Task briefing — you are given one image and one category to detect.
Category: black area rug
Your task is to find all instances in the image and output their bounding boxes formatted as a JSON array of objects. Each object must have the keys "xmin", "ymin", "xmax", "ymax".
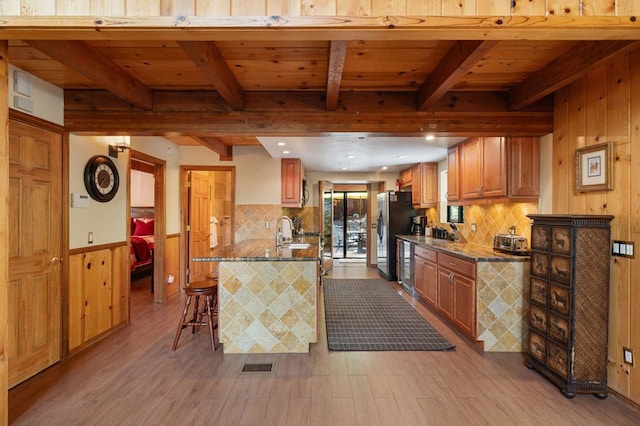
[{"xmin": 323, "ymin": 278, "xmax": 456, "ymax": 351}]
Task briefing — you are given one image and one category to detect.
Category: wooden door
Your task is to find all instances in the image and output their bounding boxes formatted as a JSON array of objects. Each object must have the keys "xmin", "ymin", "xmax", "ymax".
[
  {"xmin": 453, "ymin": 273, "xmax": 476, "ymax": 338},
  {"xmin": 481, "ymin": 136, "xmax": 507, "ymax": 198},
  {"xmin": 188, "ymin": 171, "xmax": 211, "ymax": 283},
  {"xmin": 460, "ymin": 137, "xmax": 482, "ymax": 199},
  {"xmin": 446, "ymin": 146, "xmax": 459, "ymax": 202},
  {"xmin": 437, "ymin": 268, "xmax": 454, "ymax": 320},
  {"xmin": 423, "ymin": 259, "xmax": 438, "ymax": 307},
  {"xmin": 318, "ymin": 180, "xmax": 334, "ymax": 273},
  {"xmin": 413, "ymin": 256, "xmax": 426, "ymax": 297},
  {"xmin": 420, "ymin": 162, "xmax": 438, "ymax": 206},
  {"xmin": 410, "ymin": 164, "xmax": 421, "ymax": 205},
  {"xmin": 8, "ymin": 120, "xmax": 62, "ymax": 388}
]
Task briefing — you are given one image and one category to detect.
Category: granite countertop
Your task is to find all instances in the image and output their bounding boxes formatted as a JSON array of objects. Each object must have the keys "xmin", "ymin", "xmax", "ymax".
[
  {"xmin": 397, "ymin": 235, "xmax": 530, "ymax": 262},
  {"xmin": 193, "ymin": 236, "xmax": 320, "ymax": 262}
]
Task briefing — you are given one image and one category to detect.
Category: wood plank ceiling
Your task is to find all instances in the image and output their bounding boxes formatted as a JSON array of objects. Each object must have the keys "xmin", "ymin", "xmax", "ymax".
[{"xmin": 7, "ymin": 26, "xmax": 639, "ymax": 159}]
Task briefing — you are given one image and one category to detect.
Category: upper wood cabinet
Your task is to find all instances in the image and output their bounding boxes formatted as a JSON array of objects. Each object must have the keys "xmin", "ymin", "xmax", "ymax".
[
  {"xmin": 446, "ymin": 146, "xmax": 460, "ymax": 202},
  {"xmin": 454, "ymin": 136, "xmax": 539, "ymax": 204},
  {"xmin": 400, "ymin": 162, "xmax": 438, "ymax": 207},
  {"xmin": 509, "ymin": 136, "xmax": 540, "ymax": 198},
  {"xmin": 281, "ymin": 158, "xmax": 305, "ymax": 207},
  {"xmin": 460, "ymin": 137, "xmax": 507, "ymax": 200},
  {"xmin": 399, "ymin": 167, "xmax": 412, "ymax": 188}
]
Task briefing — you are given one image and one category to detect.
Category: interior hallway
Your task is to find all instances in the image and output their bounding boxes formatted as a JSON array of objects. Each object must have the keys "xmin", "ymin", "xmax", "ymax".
[{"xmin": 8, "ymin": 262, "xmax": 640, "ymax": 425}]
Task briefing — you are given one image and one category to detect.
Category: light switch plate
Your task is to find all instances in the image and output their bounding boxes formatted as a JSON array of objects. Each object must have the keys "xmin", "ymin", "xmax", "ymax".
[{"xmin": 623, "ymin": 347, "xmax": 634, "ymax": 366}]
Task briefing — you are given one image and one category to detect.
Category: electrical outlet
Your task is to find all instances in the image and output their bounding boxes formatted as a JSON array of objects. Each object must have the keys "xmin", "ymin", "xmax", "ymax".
[
  {"xmin": 471, "ymin": 223, "xmax": 477, "ymax": 232},
  {"xmin": 265, "ymin": 221, "xmax": 270, "ymax": 228},
  {"xmin": 88, "ymin": 232, "xmax": 93, "ymax": 244},
  {"xmin": 623, "ymin": 347, "xmax": 635, "ymax": 366}
]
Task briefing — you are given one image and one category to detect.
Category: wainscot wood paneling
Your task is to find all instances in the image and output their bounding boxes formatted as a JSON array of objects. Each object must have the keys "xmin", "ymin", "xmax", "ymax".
[
  {"xmin": 165, "ymin": 234, "xmax": 180, "ymax": 298},
  {"xmin": 68, "ymin": 245, "xmax": 129, "ymax": 351},
  {"xmin": 553, "ymin": 48, "xmax": 640, "ymax": 404}
]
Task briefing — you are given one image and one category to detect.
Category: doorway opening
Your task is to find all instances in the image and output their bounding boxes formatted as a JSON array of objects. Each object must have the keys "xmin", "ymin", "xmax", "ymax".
[
  {"xmin": 180, "ymin": 166, "xmax": 235, "ymax": 286},
  {"xmin": 333, "ymin": 189, "xmax": 368, "ymax": 260},
  {"xmin": 129, "ymin": 149, "xmax": 166, "ymax": 304},
  {"xmin": 129, "ymin": 157, "xmax": 156, "ymax": 296}
]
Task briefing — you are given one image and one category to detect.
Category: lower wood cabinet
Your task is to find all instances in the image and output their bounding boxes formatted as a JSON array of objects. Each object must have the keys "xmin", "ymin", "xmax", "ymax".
[
  {"xmin": 437, "ymin": 252, "xmax": 476, "ymax": 338},
  {"xmin": 414, "ymin": 245, "xmax": 437, "ymax": 306},
  {"xmin": 413, "ymin": 245, "xmax": 477, "ymax": 340}
]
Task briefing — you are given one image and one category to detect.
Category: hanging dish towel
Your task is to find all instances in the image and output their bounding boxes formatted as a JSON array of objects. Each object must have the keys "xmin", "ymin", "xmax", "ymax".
[{"xmin": 210, "ymin": 216, "xmax": 219, "ymax": 248}]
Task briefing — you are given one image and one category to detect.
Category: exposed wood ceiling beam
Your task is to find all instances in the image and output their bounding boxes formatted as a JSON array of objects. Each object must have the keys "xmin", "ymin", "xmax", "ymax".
[
  {"xmin": 26, "ymin": 40, "xmax": 153, "ymax": 110},
  {"xmin": 64, "ymin": 90, "xmax": 553, "ymax": 137},
  {"xmin": 192, "ymin": 136, "xmax": 233, "ymax": 160},
  {"xmin": 177, "ymin": 41, "xmax": 244, "ymax": 110},
  {"xmin": 416, "ymin": 40, "xmax": 498, "ymax": 111},
  {"xmin": 325, "ymin": 40, "xmax": 348, "ymax": 111},
  {"xmin": 4, "ymin": 16, "xmax": 640, "ymax": 41},
  {"xmin": 508, "ymin": 40, "xmax": 640, "ymax": 110}
]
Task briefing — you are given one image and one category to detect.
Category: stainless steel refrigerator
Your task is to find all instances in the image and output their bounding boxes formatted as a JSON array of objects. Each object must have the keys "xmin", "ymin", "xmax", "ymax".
[{"xmin": 376, "ymin": 191, "xmax": 416, "ymax": 281}]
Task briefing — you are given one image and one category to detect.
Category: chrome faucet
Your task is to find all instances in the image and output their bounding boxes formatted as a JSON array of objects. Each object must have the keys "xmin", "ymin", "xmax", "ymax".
[{"xmin": 275, "ymin": 216, "xmax": 294, "ymax": 247}]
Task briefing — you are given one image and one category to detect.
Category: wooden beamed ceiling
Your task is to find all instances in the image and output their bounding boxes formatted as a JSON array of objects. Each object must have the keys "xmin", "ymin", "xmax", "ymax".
[{"xmin": 8, "ymin": 20, "xmax": 640, "ymax": 159}]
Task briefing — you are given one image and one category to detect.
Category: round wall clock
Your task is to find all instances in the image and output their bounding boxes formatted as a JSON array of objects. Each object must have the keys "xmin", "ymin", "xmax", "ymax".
[{"xmin": 84, "ymin": 155, "xmax": 120, "ymax": 202}]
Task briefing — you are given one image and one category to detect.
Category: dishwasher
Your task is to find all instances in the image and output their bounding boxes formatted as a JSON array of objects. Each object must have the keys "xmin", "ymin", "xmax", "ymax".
[{"xmin": 398, "ymin": 239, "xmax": 415, "ymax": 296}]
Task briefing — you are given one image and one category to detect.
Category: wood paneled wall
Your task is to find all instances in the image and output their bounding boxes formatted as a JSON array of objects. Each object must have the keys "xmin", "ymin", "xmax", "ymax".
[
  {"xmin": 0, "ymin": 0, "xmax": 638, "ymax": 17},
  {"xmin": 165, "ymin": 234, "xmax": 180, "ymax": 298},
  {"xmin": 68, "ymin": 245, "xmax": 129, "ymax": 351},
  {"xmin": 553, "ymin": 48, "xmax": 640, "ymax": 403}
]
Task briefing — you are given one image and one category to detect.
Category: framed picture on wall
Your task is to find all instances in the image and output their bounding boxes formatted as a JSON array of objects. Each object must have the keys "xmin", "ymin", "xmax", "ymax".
[{"xmin": 575, "ymin": 141, "xmax": 613, "ymax": 192}]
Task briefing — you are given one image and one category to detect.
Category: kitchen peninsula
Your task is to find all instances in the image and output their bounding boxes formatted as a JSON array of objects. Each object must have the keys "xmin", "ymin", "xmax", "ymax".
[
  {"xmin": 194, "ymin": 237, "xmax": 320, "ymax": 354},
  {"xmin": 398, "ymin": 235, "xmax": 530, "ymax": 352}
]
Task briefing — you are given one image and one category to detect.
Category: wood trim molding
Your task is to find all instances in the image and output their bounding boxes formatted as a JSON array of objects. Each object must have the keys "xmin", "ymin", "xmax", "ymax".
[
  {"xmin": 8, "ymin": 109, "xmax": 64, "ymax": 132},
  {"xmin": 68, "ymin": 241, "xmax": 128, "ymax": 256},
  {"xmin": 3, "ymin": 16, "xmax": 640, "ymax": 41}
]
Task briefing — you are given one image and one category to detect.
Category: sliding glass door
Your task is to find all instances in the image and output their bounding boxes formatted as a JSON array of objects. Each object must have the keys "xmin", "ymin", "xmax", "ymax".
[{"xmin": 333, "ymin": 191, "xmax": 368, "ymax": 259}]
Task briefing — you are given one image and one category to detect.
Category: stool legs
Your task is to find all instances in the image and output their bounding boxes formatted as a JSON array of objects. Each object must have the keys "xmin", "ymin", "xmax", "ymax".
[{"xmin": 172, "ymin": 292, "xmax": 218, "ymax": 352}]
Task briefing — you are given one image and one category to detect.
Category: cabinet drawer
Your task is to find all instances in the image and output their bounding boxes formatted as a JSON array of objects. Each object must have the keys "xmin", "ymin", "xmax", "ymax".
[
  {"xmin": 414, "ymin": 245, "xmax": 437, "ymax": 262},
  {"xmin": 438, "ymin": 253, "xmax": 475, "ymax": 279}
]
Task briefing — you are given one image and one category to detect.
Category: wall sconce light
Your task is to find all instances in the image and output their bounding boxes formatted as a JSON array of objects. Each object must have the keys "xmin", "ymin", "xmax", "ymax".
[{"xmin": 108, "ymin": 136, "xmax": 131, "ymax": 158}]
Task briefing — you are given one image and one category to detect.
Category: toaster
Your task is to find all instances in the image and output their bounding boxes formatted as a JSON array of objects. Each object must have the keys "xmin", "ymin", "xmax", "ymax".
[{"xmin": 493, "ymin": 234, "xmax": 529, "ymax": 255}]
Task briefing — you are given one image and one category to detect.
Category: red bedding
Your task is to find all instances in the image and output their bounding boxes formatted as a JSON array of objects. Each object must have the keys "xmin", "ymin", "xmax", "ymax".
[{"xmin": 130, "ymin": 235, "xmax": 154, "ymax": 270}]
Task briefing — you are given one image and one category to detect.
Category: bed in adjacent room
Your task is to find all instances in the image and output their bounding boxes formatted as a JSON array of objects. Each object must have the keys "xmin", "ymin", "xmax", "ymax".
[{"xmin": 130, "ymin": 207, "xmax": 155, "ymax": 284}]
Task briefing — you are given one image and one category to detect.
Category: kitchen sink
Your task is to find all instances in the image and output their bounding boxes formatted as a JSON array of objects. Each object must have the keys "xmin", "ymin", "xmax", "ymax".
[{"xmin": 286, "ymin": 243, "xmax": 313, "ymax": 249}]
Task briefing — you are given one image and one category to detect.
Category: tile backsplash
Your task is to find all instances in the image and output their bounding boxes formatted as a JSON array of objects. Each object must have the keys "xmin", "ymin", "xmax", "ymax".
[
  {"xmin": 236, "ymin": 205, "xmax": 317, "ymax": 242},
  {"xmin": 426, "ymin": 202, "xmax": 539, "ymax": 247}
]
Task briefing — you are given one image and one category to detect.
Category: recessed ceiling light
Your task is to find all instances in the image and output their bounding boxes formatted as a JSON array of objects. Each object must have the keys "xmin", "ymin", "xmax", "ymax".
[
  {"xmin": 347, "ymin": 155, "xmax": 355, "ymax": 159},
  {"xmin": 382, "ymin": 166, "xmax": 388, "ymax": 170},
  {"xmin": 397, "ymin": 155, "xmax": 406, "ymax": 159},
  {"xmin": 425, "ymin": 135, "xmax": 435, "ymax": 141},
  {"xmin": 341, "ymin": 167, "xmax": 347, "ymax": 170},
  {"xmin": 282, "ymin": 150, "xmax": 290, "ymax": 154},
  {"xmin": 277, "ymin": 142, "xmax": 286, "ymax": 146}
]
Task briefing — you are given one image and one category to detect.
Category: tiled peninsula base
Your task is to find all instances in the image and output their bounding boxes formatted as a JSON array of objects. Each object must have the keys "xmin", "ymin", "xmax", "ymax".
[
  {"xmin": 218, "ymin": 261, "xmax": 317, "ymax": 353},
  {"xmin": 476, "ymin": 261, "xmax": 529, "ymax": 352}
]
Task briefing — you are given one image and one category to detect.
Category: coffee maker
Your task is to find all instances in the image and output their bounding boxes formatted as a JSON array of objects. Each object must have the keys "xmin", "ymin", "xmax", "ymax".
[{"xmin": 410, "ymin": 216, "xmax": 425, "ymax": 236}]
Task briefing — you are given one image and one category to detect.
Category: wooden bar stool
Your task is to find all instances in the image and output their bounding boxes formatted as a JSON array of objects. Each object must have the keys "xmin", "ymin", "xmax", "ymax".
[{"xmin": 172, "ymin": 280, "xmax": 218, "ymax": 352}]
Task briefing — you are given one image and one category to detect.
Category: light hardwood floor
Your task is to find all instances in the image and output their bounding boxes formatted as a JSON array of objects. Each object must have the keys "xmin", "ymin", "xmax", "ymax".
[{"xmin": 9, "ymin": 263, "xmax": 640, "ymax": 425}]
